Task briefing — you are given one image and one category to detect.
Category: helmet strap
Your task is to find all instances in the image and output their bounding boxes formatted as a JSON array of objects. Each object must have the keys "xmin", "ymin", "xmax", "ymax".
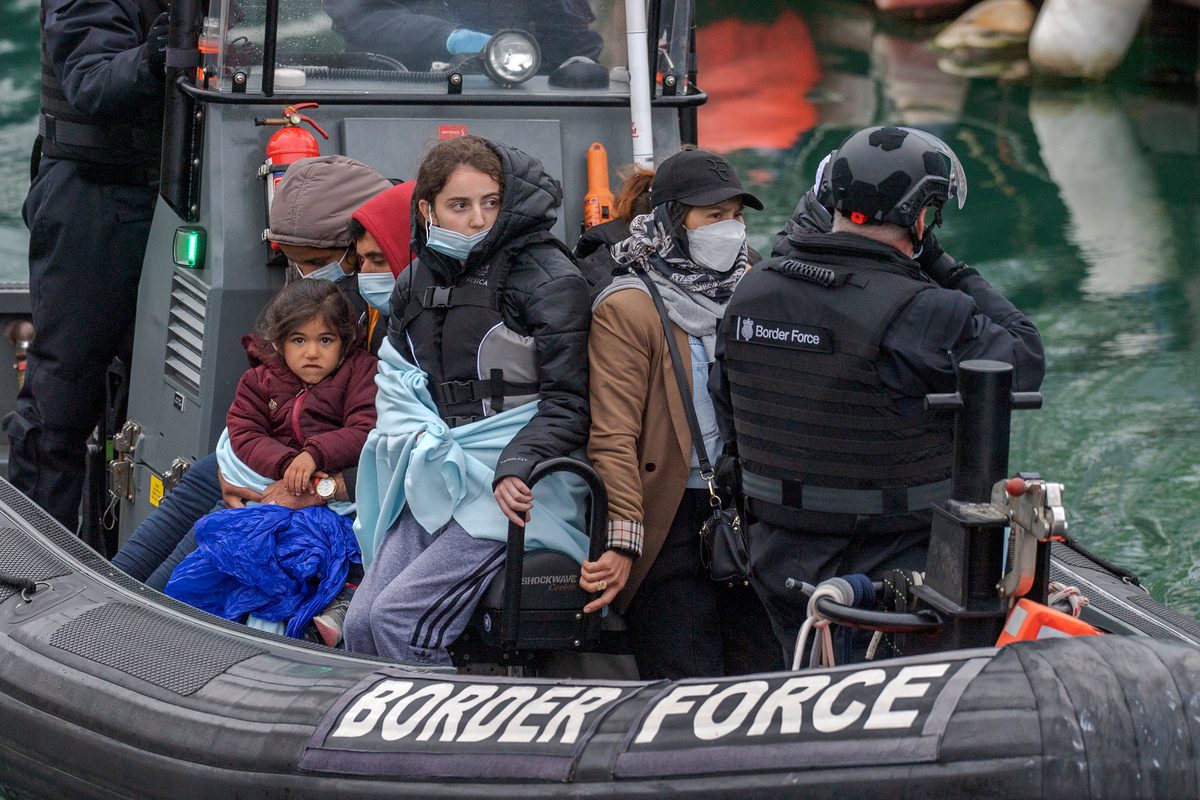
[{"xmin": 910, "ymin": 203, "xmax": 945, "ymax": 251}]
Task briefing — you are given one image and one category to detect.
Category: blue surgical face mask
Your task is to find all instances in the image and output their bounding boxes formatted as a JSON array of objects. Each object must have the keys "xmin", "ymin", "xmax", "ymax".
[
  {"xmin": 294, "ymin": 247, "xmax": 352, "ymax": 282},
  {"xmin": 425, "ymin": 219, "xmax": 491, "ymax": 261},
  {"xmin": 357, "ymin": 271, "xmax": 396, "ymax": 315}
]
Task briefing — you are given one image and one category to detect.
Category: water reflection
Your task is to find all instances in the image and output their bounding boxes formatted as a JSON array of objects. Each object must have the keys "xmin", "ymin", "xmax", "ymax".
[
  {"xmin": 695, "ymin": 9, "xmax": 818, "ymax": 152},
  {"xmin": 702, "ymin": 2, "xmax": 1199, "ymax": 617},
  {"xmin": 873, "ymin": 31, "xmax": 968, "ymax": 127},
  {"xmin": 0, "ymin": 0, "xmax": 39, "ymax": 268},
  {"xmin": 1030, "ymin": 89, "xmax": 1171, "ymax": 298}
]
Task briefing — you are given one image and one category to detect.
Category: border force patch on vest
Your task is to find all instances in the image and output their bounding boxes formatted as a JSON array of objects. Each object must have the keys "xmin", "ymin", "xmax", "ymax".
[{"xmin": 731, "ymin": 316, "xmax": 833, "ymax": 353}]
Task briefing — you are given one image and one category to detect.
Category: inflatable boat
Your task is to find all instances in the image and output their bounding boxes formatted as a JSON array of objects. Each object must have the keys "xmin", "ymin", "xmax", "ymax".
[
  {"xmin": 3, "ymin": 359, "xmax": 1200, "ymax": 799},
  {"xmin": 3, "ymin": 480, "xmax": 1200, "ymax": 798},
  {"xmin": 4, "ymin": 1, "xmax": 1199, "ymax": 797}
]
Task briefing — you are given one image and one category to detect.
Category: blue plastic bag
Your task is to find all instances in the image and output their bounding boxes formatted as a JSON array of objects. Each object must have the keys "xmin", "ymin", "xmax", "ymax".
[{"xmin": 165, "ymin": 504, "xmax": 361, "ymax": 639}]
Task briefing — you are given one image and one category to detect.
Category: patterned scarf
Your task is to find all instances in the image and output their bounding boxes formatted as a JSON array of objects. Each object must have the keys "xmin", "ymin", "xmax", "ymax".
[{"xmin": 611, "ymin": 205, "xmax": 748, "ymax": 302}]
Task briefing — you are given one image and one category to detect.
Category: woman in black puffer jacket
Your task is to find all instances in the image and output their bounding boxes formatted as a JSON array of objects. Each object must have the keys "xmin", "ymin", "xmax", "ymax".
[{"xmin": 343, "ymin": 135, "xmax": 591, "ymax": 664}]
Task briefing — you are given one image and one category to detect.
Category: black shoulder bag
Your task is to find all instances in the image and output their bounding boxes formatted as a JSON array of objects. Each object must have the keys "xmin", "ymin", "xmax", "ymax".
[{"xmin": 636, "ymin": 271, "xmax": 751, "ymax": 585}]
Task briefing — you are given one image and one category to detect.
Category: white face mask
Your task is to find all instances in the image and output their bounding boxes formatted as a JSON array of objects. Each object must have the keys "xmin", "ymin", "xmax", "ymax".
[{"xmin": 686, "ymin": 218, "xmax": 746, "ymax": 273}]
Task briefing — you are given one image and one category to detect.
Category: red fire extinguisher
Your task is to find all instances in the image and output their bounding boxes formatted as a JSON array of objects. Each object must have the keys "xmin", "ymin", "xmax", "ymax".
[{"xmin": 256, "ymin": 102, "xmax": 330, "ymax": 216}]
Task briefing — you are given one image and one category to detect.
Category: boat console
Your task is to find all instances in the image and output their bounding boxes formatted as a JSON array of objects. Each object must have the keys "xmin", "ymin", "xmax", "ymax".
[{"xmin": 109, "ymin": 0, "xmax": 703, "ymax": 548}]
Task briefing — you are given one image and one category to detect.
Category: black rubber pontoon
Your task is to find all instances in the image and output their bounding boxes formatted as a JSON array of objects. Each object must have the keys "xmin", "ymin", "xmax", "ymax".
[{"xmin": 2, "ymin": 477, "xmax": 1200, "ymax": 800}]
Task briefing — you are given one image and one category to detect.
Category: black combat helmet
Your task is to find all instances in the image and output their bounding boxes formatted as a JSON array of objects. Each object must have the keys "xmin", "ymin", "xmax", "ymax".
[{"xmin": 817, "ymin": 126, "xmax": 967, "ymax": 229}]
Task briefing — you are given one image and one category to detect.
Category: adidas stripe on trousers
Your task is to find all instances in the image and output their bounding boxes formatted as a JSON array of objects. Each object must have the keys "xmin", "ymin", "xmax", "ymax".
[{"xmin": 343, "ymin": 507, "xmax": 505, "ymax": 664}]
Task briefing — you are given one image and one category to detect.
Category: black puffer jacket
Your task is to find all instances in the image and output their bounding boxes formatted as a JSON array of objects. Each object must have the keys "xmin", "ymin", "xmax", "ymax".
[
  {"xmin": 572, "ymin": 218, "xmax": 630, "ymax": 290},
  {"xmin": 388, "ymin": 141, "xmax": 590, "ymax": 485},
  {"xmin": 770, "ymin": 189, "xmax": 833, "ymax": 256}
]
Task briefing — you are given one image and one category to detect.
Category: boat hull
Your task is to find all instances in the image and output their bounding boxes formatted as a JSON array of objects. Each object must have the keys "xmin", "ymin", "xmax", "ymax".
[{"xmin": 2, "ymin": 478, "xmax": 1199, "ymax": 799}]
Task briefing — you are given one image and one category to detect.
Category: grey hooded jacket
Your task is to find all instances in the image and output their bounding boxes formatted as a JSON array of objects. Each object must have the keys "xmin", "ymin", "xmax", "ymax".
[{"xmin": 267, "ymin": 155, "xmax": 393, "ymax": 249}]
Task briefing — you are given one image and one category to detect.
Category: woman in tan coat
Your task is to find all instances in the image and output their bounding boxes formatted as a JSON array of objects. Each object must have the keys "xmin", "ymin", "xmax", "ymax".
[{"xmin": 580, "ymin": 149, "xmax": 781, "ymax": 679}]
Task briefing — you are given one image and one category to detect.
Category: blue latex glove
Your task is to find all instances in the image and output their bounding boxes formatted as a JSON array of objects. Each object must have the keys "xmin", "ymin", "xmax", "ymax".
[{"xmin": 446, "ymin": 28, "xmax": 491, "ymax": 55}]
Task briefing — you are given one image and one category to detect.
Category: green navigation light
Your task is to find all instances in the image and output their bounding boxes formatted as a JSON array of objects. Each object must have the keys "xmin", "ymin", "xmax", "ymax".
[{"xmin": 172, "ymin": 226, "xmax": 207, "ymax": 269}]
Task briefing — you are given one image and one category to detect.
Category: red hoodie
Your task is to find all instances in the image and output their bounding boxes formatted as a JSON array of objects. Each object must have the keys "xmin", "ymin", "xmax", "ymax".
[
  {"xmin": 352, "ymin": 181, "xmax": 416, "ymax": 277},
  {"xmin": 226, "ymin": 335, "xmax": 379, "ymax": 480}
]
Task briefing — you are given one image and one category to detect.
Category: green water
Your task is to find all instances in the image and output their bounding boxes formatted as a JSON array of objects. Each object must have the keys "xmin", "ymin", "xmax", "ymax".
[
  {"xmin": 0, "ymin": 0, "xmax": 1197, "ymax": 619},
  {"xmin": 699, "ymin": 1, "xmax": 1200, "ymax": 618}
]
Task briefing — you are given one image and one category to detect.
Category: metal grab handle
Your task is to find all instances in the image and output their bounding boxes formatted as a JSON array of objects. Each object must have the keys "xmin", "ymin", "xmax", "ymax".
[
  {"xmin": 811, "ymin": 598, "xmax": 943, "ymax": 634},
  {"xmin": 500, "ymin": 457, "xmax": 610, "ymax": 649}
]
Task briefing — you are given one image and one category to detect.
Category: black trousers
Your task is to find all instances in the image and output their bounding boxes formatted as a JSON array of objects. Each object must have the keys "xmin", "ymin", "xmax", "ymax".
[
  {"xmin": 6, "ymin": 157, "xmax": 155, "ymax": 530},
  {"xmin": 623, "ymin": 488, "xmax": 783, "ymax": 680},
  {"xmin": 748, "ymin": 515, "xmax": 930, "ymax": 665}
]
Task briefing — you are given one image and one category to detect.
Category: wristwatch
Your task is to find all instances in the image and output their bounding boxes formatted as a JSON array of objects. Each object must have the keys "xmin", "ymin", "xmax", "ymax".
[{"xmin": 313, "ymin": 476, "xmax": 337, "ymax": 503}]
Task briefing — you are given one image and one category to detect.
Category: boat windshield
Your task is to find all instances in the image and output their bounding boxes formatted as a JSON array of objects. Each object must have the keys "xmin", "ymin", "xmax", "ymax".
[{"xmin": 197, "ymin": 0, "xmax": 694, "ymax": 98}]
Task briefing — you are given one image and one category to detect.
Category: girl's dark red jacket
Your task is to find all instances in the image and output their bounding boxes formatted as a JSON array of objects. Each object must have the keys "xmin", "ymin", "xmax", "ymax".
[{"xmin": 226, "ymin": 335, "xmax": 379, "ymax": 480}]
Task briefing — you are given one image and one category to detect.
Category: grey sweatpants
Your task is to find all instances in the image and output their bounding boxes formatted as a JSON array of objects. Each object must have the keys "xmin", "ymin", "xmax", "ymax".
[{"xmin": 343, "ymin": 507, "xmax": 505, "ymax": 665}]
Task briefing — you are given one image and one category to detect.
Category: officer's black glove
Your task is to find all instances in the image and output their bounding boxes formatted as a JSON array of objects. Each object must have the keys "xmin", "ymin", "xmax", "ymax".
[
  {"xmin": 917, "ymin": 230, "xmax": 977, "ymax": 290},
  {"xmin": 146, "ymin": 12, "xmax": 170, "ymax": 79}
]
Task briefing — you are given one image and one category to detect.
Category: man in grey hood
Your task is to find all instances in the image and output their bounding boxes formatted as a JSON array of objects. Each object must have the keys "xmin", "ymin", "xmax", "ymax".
[
  {"xmin": 112, "ymin": 155, "xmax": 391, "ymax": 589},
  {"xmin": 268, "ymin": 155, "xmax": 393, "ymax": 279}
]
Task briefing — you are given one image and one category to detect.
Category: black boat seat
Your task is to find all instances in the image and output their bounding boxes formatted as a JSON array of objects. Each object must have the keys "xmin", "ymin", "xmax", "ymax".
[
  {"xmin": 472, "ymin": 549, "xmax": 597, "ymax": 650},
  {"xmin": 449, "ymin": 457, "xmax": 622, "ymax": 667}
]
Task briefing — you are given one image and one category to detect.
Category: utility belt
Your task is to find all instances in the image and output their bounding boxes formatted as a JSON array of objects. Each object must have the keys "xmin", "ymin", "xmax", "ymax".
[
  {"xmin": 38, "ymin": 114, "xmax": 159, "ymax": 184},
  {"xmin": 740, "ymin": 469, "xmax": 951, "ymax": 515}
]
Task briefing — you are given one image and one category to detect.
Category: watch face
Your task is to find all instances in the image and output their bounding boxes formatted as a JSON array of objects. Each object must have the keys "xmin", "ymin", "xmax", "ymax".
[{"xmin": 316, "ymin": 477, "xmax": 336, "ymax": 499}]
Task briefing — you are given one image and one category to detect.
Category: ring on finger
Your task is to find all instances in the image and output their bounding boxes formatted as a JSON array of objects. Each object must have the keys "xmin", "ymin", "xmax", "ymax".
[{"xmin": 595, "ymin": 579, "xmax": 607, "ymax": 592}]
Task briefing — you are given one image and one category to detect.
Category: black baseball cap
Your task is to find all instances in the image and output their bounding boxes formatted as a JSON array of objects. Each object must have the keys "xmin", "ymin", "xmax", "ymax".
[{"xmin": 649, "ymin": 149, "xmax": 764, "ymax": 210}]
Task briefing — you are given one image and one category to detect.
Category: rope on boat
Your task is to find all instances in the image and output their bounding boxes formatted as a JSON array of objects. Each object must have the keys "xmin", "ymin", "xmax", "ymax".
[
  {"xmin": 1048, "ymin": 580, "xmax": 1090, "ymax": 617},
  {"xmin": 0, "ymin": 570, "xmax": 50, "ymax": 602},
  {"xmin": 792, "ymin": 575, "xmax": 876, "ymax": 670},
  {"xmin": 1062, "ymin": 536, "xmax": 1142, "ymax": 587}
]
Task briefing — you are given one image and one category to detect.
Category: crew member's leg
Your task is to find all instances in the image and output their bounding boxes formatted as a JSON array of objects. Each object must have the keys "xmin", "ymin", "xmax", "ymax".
[
  {"xmin": 750, "ymin": 520, "xmax": 930, "ymax": 665},
  {"xmin": 7, "ymin": 159, "xmax": 153, "ymax": 529},
  {"xmin": 747, "ymin": 520, "xmax": 851, "ymax": 660}
]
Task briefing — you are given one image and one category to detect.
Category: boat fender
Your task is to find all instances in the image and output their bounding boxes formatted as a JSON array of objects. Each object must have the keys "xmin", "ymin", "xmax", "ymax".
[
  {"xmin": 996, "ymin": 597, "xmax": 1100, "ymax": 646},
  {"xmin": 583, "ymin": 142, "xmax": 615, "ymax": 229},
  {"xmin": 1028, "ymin": 0, "xmax": 1152, "ymax": 79}
]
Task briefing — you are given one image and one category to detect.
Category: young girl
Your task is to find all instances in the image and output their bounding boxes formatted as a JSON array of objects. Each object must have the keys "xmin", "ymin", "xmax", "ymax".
[
  {"xmin": 224, "ymin": 278, "xmax": 378, "ymax": 495},
  {"xmin": 165, "ymin": 279, "xmax": 378, "ymax": 642}
]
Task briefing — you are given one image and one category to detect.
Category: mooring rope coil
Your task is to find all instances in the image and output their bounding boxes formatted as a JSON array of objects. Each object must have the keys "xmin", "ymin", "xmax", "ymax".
[{"xmin": 792, "ymin": 575, "xmax": 877, "ymax": 670}]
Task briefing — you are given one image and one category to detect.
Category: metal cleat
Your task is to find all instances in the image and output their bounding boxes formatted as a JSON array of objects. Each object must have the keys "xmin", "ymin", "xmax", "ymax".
[
  {"xmin": 112, "ymin": 420, "xmax": 142, "ymax": 457},
  {"xmin": 992, "ymin": 475, "xmax": 1068, "ymax": 599}
]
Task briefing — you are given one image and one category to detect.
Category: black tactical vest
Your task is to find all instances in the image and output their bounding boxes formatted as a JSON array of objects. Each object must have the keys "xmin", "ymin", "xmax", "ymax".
[
  {"xmin": 39, "ymin": 0, "xmax": 165, "ymax": 166},
  {"xmin": 395, "ymin": 237, "xmax": 568, "ymax": 426},
  {"xmin": 721, "ymin": 254, "xmax": 953, "ymax": 516}
]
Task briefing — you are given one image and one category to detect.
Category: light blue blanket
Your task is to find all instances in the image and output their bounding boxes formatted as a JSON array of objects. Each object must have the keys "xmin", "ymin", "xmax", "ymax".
[
  {"xmin": 353, "ymin": 339, "xmax": 589, "ymax": 567},
  {"xmin": 215, "ymin": 428, "xmax": 356, "ymax": 517}
]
